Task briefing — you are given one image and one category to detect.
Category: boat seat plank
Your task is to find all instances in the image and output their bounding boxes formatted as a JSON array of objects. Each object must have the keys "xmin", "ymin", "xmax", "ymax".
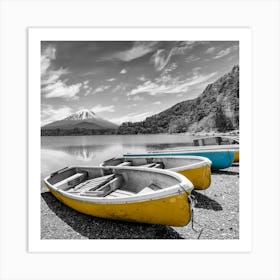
[
  {"xmin": 80, "ymin": 175, "xmax": 124, "ymax": 197},
  {"xmin": 111, "ymin": 189, "xmax": 135, "ymax": 196},
  {"xmin": 137, "ymin": 187, "xmax": 154, "ymax": 195},
  {"xmin": 116, "ymin": 161, "xmax": 132, "ymax": 167},
  {"xmin": 53, "ymin": 172, "xmax": 88, "ymax": 190},
  {"xmin": 153, "ymin": 163, "xmax": 164, "ymax": 169},
  {"xmin": 137, "ymin": 182, "xmax": 161, "ymax": 194},
  {"xmin": 69, "ymin": 174, "xmax": 115, "ymax": 192},
  {"xmin": 139, "ymin": 163, "xmax": 156, "ymax": 168},
  {"xmin": 106, "ymin": 189, "xmax": 135, "ymax": 198}
]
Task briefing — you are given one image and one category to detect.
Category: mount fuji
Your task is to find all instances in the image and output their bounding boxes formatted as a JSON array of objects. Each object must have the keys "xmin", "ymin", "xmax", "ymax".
[{"xmin": 42, "ymin": 109, "xmax": 118, "ymax": 134}]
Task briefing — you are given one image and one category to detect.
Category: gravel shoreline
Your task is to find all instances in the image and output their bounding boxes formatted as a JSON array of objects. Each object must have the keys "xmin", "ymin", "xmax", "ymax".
[{"xmin": 41, "ymin": 164, "xmax": 239, "ymax": 239}]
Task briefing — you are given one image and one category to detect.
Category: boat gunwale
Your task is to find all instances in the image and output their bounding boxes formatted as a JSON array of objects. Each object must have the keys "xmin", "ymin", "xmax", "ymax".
[
  {"xmin": 193, "ymin": 135, "xmax": 239, "ymax": 142},
  {"xmin": 44, "ymin": 166, "xmax": 193, "ymax": 205},
  {"xmin": 124, "ymin": 145, "xmax": 239, "ymax": 155},
  {"xmin": 115, "ymin": 155, "xmax": 212, "ymax": 172}
]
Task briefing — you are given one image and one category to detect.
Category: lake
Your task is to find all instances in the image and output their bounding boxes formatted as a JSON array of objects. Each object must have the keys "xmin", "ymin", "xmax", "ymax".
[{"xmin": 41, "ymin": 134, "xmax": 194, "ymax": 180}]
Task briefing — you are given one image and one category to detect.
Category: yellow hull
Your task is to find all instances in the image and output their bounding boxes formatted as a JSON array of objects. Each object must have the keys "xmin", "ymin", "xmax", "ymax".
[
  {"xmin": 177, "ymin": 165, "xmax": 211, "ymax": 190},
  {"xmin": 234, "ymin": 152, "xmax": 239, "ymax": 163},
  {"xmin": 48, "ymin": 187, "xmax": 192, "ymax": 227}
]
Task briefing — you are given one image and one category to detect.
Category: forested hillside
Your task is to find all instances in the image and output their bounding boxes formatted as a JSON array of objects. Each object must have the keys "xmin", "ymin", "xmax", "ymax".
[{"xmin": 117, "ymin": 65, "xmax": 239, "ymax": 134}]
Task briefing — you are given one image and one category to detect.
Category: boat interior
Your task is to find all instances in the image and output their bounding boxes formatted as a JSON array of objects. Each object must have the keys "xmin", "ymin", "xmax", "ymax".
[
  {"xmin": 103, "ymin": 156, "xmax": 202, "ymax": 169},
  {"xmin": 46, "ymin": 167, "xmax": 180, "ymax": 198},
  {"xmin": 193, "ymin": 136, "xmax": 239, "ymax": 146}
]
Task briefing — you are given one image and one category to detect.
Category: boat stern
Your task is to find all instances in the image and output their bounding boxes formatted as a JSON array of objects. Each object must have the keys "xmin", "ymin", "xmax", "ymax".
[{"xmin": 177, "ymin": 164, "xmax": 211, "ymax": 190}]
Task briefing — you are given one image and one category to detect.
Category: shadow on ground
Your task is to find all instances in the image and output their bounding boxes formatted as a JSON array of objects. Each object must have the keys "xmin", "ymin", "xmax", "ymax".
[
  {"xmin": 41, "ymin": 192, "xmax": 184, "ymax": 239},
  {"xmin": 191, "ymin": 190, "xmax": 223, "ymax": 211},
  {"xmin": 211, "ymin": 170, "xmax": 239, "ymax": 176}
]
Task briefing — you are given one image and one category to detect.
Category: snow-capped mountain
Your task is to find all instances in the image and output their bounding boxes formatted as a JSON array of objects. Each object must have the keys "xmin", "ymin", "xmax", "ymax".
[
  {"xmin": 42, "ymin": 109, "xmax": 118, "ymax": 131},
  {"xmin": 64, "ymin": 109, "xmax": 102, "ymax": 121}
]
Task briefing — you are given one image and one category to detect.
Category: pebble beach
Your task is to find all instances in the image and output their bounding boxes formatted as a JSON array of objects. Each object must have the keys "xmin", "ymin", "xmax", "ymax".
[{"xmin": 41, "ymin": 163, "xmax": 239, "ymax": 240}]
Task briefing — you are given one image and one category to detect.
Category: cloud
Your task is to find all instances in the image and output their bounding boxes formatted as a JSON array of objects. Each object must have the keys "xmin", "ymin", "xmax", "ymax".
[
  {"xmin": 192, "ymin": 66, "xmax": 202, "ymax": 73},
  {"xmin": 41, "ymin": 68, "xmax": 70, "ymax": 86},
  {"xmin": 185, "ymin": 55, "xmax": 200, "ymax": 63},
  {"xmin": 107, "ymin": 78, "xmax": 116, "ymax": 82},
  {"xmin": 128, "ymin": 72, "xmax": 217, "ymax": 96},
  {"xmin": 109, "ymin": 111, "xmax": 152, "ymax": 125},
  {"xmin": 213, "ymin": 45, "xmax": 238, "ymax": 59},
  {"xmin": 155, "ymin": 74, "xmax": 173, "ymax": 84},
  {"xmin": 120, "ymin": 68, "xmax": 127, "ymax": 74},
  {"xmin": 41, "ymin": 45, "xmax": 56, "ymax": 75},
  {"xmin": 41, "ymin": 105, "xmax": 72, "ymax": 126},
  {"xmin": 151, "ymin": 49, "xmax": 172, "ymax": 71},
  {"xmin": 127, "ymin": 103, "xmax": 137, "ymax": 107},
  {"xmin": 151, "ymin": 41, "xmax": 202, "ymax": 71},
  {"xmin": 153, "ymin": 101, "xmax": 162, "ymax": 105},
  {"xmin": 82, "ymin": 81, "xmax": 90, "ymax": 89},
  {"xmin": 105, "ymin": 41, "xmax": 158, "ymax": 62},
  {"xmin": 42, "ymin": 80, "xmax": 82, "ymax": 99},
  {"xmin": 112, "ymin": 83, "xmax": 128, "ymax": 93},
  {"xmin": 81, "ymin": 81, "xmax": 93, "ymax": 96},
  {"xmin": 91, "ymin": 104, "xmax": 115, "ymax": 113},
  {"xmin": 138, "ymin": 75, "xmax": 147, "ymax": 82},
  {"xmin": 41, "ymin": 45, "xmax": 68, "ymax": 86},
  {"xmin": 128, "ymin": 95, "xmax": 144, "ymax": 101},
  {"xmin": 41, "ymin": 44, "xmax": 82, "ymax": 100},
  {"xmin": 92, "ymin": 85, "xmax": 110, "ymax": 94},
  {"xmin": 161, "ymin": 63, "xmax": 178, "ymax": 76},
  {"xmin": 84, "ymin": 89, "xmax": 92, "ymax": 96},
  {"xmin": 205, "ymin": 47, "xmax": 216, "ymax": 54}
]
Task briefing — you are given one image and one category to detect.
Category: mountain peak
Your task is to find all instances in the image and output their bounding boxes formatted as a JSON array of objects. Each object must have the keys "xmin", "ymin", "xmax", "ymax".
[
  {"xmin": 42, "ymin": 107, "xmax": 118, "ymax": 134},
  {"xmin": 65, "ymin": 109, "xmax": 97, "ymax": 121}
]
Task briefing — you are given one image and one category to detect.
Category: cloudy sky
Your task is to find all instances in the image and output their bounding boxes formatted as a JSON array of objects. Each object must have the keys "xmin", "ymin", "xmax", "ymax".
[{"xmin": 41, "ymin": 41, "xmax": 239, "ymax": 126}]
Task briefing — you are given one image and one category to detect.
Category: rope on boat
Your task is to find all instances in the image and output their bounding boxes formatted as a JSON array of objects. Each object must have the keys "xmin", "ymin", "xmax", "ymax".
[{"xmin": 189, "ymin": 194, "xmax": 204, "ymax": 239}]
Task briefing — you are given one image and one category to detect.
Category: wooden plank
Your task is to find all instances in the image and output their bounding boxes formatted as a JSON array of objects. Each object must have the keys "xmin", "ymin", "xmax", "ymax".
[
  {"xmin": 54, "ymin": 172, "xmax": 87, "ymax": 190},
  {"xmin": 139, "ymin": 163, "xmax": 156, "ymax": 168},
  {"xmin": 116, "ymin": 161, "xmax": 132, "ymax": 167},
  {"xmin": 80, "ymin": 175, "xmax": 124, "ymax": 197},
  {"xmin": 153, "ymin": 163, "xmax": 163, "ymax": 169},
  {"xmin": 106, "ymin": 189, "xmax": 135, "ymax": 198},
  {"xmin": 113, "ymin": 189, "xmax": 134, "ymax": 196},
  {"xmin": 72, "ymin": 174, "xmax": 115, "ymax": 191},
  {"xmin": 137, "ymin": 187, "xmax": 154, "ymax": 195}
]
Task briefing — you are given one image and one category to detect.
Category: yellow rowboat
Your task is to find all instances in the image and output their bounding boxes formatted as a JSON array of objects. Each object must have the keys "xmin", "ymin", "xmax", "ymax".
[
  {"xmin": 193, "ymin": 136, "xmax": 239, "ymax": 163},
  {"xmin": 233, "ymin": 151, "xmax": 239, "ymax": 162},
  {"xmin": 101, "ymin": 156, "xmax": 212, "ymax": 190},
  {"xmin": 44, "ymin": 166, "xmax": 194, "ymax": 227}
]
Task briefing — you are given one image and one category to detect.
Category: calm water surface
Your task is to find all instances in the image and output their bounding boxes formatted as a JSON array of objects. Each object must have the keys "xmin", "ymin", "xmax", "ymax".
[{"xmin": 41, "ymin": 134, "xmax": 194, "ymax": 179}]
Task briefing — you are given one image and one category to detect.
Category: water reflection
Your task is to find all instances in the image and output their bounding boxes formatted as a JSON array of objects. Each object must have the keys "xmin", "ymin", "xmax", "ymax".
[
  {"xmin": 45, "ymin": 144, "xmax": 111, "ymax": 161},
  {"xmin": 41, "ymin": 134, "xmax": 194, "ymax": 180},
  {"xmin": 146, "ymin": 142, "xmax": 193, "ymax": 151},
  {"xmin": 41, "ymin": 145, "xmax": 122, "ymax": 181}
]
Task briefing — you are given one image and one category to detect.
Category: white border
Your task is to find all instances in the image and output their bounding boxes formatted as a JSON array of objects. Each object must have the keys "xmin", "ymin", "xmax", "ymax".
[{"xmin": 28, "ymin": 27, "xmax": 252, "ymax": 253}]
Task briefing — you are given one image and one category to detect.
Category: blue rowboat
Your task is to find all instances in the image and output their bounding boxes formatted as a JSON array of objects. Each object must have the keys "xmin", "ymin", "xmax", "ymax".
[
  {"xmin": 193, "ymin": 136, "xmax": 239, "ymax": 146},
  {"xmin": 193, "ymin": 136, "xmax": 239, "ymax": 163},
  {"xmin": 124, "ymin": 145, "xmax": 237, "ymax": 170}
]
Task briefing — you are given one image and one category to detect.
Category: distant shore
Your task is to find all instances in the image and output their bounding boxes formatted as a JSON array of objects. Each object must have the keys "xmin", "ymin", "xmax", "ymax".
[{"xmin": 41, "ymin": 130, "xmax": 239, "ymax": 137}]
